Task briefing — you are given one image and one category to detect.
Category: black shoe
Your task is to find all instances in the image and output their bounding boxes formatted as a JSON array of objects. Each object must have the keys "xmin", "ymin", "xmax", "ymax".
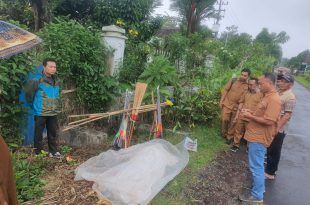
[
  {"xmin": 239, "ymin": 192, "xmax": 263, "ymax": 203},
  {"xmin": 230, "ymin": 145, "xmax": 239, "ymax": 152}
]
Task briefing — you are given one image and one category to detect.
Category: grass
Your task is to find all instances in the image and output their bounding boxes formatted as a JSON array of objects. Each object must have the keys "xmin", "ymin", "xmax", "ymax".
[
  {"xmin": 150, "ymin": 124, "xmax": 227, "ymax": 205},
  {"xmin": 296, "ymin": 74, "xmax": 310, "ymax": 89}
]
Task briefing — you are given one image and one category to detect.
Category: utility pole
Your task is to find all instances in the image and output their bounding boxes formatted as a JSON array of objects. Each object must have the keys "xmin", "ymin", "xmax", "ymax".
[{"xmin": 212, "ymin": 0, "xmax": 228, "ymax": 38}]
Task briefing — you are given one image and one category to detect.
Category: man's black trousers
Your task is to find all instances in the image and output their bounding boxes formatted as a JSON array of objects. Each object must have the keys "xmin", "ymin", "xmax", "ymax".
[
  {"xmin": 34, "ymin": 115, "xmax": 58, "ymax": 155},
  {"xmin": 266, "ymin": 132, "xmax": 286, "ymax": 175}
]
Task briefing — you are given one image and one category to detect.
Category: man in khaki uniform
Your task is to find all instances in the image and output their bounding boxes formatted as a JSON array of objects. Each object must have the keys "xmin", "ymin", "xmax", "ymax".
[
  {"xmin": 0, "ymin": 136, "xmax": 19, "ymax": 205},
  {"xmin": 230, "ymin": 78, "xmax": 263, "ymax": 152},
  {"xmin": 238, "ymin": 73, "xmax": 281, "ymax": 203},
  {"xmin": 265, "ymin": 74, "xmax": 296, "ymax": 179},
  {"xmin": 220, "ymin": 68, "xmax": 251, "ymax": 142}
]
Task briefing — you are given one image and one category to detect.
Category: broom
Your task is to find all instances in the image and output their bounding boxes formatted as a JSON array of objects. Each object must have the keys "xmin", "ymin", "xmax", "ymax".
[{"xmin": 126, "ymin": 82, "xmax": 147, "ymax": 147}]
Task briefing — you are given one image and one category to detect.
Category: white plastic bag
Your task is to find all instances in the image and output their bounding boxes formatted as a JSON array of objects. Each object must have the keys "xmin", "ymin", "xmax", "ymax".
[{"xmin": 75, "ymin": 139, "xmax": 189, "ymax": 205}]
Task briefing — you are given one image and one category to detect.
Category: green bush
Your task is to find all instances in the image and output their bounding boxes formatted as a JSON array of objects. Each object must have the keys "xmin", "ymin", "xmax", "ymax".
[
  {"xmin": 165, "ymin": 87, "xmax": 220, "ymax": 128},
  {"xmin": 0, "ymin": 54, "xmax": 34, "ymax": 143},
  {"xmin": 185, "ymin": 33, "xmax": 209, "ymax": 70},
  {"xmin": 39, "ymin": 17, "xmax": 119, "ymax": 112},
  {"xmin": 139, "ymin": 55, "xmax": 177, "ymax": 100},
  {"xmin": 164, "ymin": 33, "xmax": 189, "ymax": 67},
  {"xmin": 139, "ymin": 55, "xmax": 177, "ymax": 88},
  {"xmin": 119, "ymin": 41, "xmax": 150, "ymax": 84}
]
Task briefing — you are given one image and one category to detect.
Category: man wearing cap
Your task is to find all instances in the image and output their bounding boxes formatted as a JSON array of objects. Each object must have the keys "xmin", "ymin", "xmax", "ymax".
[
  {"xmin": 265, "ymin": 73, "xmax": 296, "ymax": 180},
  {"xmin": 238, "ymin": 73, "xmax": 281, "ymax": 203},
  {"xmin": 220, "ymin": 68, "xmax": 251, "ymax": 143}
]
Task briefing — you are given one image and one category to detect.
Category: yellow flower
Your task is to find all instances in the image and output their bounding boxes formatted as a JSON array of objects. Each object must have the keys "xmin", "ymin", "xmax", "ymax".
[
  {"xmin": 165, "ymin": 99, "xmax": 174, "ymax": 106},
  {"xmin": 116, "ymin": 19, "xmax": 125, "ymax": 26},
  {"xmin": 129, "ymin": 29, "xmax": 139, "ymax": 37}
]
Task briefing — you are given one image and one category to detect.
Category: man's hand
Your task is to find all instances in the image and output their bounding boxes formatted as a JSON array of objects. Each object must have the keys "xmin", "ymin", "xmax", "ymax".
[
  {"xmin": 232, "ymin": 116, "xmax": 238, "ymax": 124},
  {"xmin": 241, "ymin": 109, "xmax": 253, "ymax": 119},
  {"xmin": 219, "ymin": 100, "xmax": 224, "ymax": 109}
]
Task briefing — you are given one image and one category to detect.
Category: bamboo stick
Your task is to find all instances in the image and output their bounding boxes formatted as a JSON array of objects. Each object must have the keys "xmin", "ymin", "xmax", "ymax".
[
  {"xmin": 68, "ymin": 103, "xmax": 161, "ymax": 119},
  {"xmin": 68, "ymin": 104, "xmax": 163, "ymax": 125},
  {"xmin": 63, "ymin": 105, "xmax": 166, "ymax": 132}
]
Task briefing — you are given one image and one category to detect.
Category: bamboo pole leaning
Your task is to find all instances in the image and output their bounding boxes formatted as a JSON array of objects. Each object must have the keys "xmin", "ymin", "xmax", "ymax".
[{"xmin": 62, "ymin": 103, "xmax": 167, "ymax": 132}]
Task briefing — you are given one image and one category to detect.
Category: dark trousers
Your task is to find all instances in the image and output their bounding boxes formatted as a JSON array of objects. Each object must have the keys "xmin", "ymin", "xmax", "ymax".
[
  {"xmin": 34, "ymin": 115, "xmax": 58, "ymax": 155},
  {"xmin": 266, "ymin": 132, "xmax": 286, "ymax": 175}
]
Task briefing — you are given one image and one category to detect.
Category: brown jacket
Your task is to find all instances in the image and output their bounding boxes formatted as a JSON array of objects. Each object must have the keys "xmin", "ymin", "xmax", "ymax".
[
  {"xmin": 244, "ymin": 90, "xmax": 281, "ymax": 147},
  {"xmin": 0, "ymin": 136, "xmax": 19, "ymax": 205},
  {"xmin": 222, "ymin": 78, "xmax": 248, "ymax": 110},
  {"xmin": 240, "ymin": 91, "xmax": 263, "ymax": 112}
]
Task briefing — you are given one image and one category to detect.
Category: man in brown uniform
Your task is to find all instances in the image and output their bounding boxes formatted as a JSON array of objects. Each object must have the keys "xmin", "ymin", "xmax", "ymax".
[
  {"xmin": 238, "ymin": 73, "xmax": 281, "ymax": 203},
  {"xmin": 265, "ymin": 73, "xmax": 296, "ymax": 179},
  {"xmin": 230, "ymin": 78, "xmax": 263, "ymax": 152},
  {"xmin": 0, "ymin": 136, "xmax": 19, "ymax": 205},
  {"xmin": 220, "ymin": 68, "xmax": 251, "ymax": 143}
]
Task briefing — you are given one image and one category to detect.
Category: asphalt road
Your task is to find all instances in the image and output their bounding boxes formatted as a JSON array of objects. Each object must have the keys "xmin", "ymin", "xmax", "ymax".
[{"xmin": 265, "ymin": 82, "xmax": 310, "ymax": 205}]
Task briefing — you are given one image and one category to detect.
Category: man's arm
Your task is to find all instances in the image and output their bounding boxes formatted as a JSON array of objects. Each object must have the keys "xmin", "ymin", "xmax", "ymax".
[
  {"xmin": 220, "ymin": 91, "xmax": 227, "ymax": 108},
  {"xmin": 220, "ymin": 80, "xmax": 232, "ymax": 108},
  {"xmin": 233, "ymin": 103, "xmax": 244, "ymax": 122},
  {"xmin": 277, "ymin": 97, "xmax": 296, "ymax": 131},
  {"xmin": 277, "ymin": 112, "xmax": 293, "ymax": 131},
  {"xmin": 242, "ymin": 96, "xmax": 281, "ymax": 126},
  {"xmin": 242, "ymin": 111, "xmax": 275, "ymax": 126},
  {"xmin": 24, "ymin": 80, "xmax": 39, "ymax": 103}
]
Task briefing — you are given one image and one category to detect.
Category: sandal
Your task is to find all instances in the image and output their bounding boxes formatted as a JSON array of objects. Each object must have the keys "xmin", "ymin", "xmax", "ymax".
[{"xmin": 265, "ymin": 173, "xmax": 275, "ymax": 180}]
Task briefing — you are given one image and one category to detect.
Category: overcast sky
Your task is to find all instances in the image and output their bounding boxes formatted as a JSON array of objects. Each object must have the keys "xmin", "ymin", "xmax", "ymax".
[{"xmin": 154, "ymin": 0, "xmax": 310, "ymax": 58}]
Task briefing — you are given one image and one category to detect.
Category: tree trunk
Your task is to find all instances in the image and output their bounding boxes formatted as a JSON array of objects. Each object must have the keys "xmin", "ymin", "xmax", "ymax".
[
  {"xmin": 31, "ymin": 0, "xmax": 50, "ymax": 31},
  {"xmin": 187, "ymin": 1, "xmax": 197, "ymax": 35}
]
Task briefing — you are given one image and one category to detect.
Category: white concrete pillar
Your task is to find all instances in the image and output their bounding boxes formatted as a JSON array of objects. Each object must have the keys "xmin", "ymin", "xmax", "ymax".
[{"xmin": 101, "ymin": 25, "xmax": 127, "ymax": 75}]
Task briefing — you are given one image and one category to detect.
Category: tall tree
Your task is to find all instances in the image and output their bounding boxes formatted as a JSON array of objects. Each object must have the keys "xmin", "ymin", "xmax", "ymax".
[
  {"xmin": 286, "ymin": 49, "xmax": 310, "ymax": 69},
  {"xmin": 53, "ymin": 0, "xmax": 96, "ymax": 23},
  {"xmin": 93, "ymin": 0, "xmax": 161, "ymax": 25},
  {"xmin": 30, "ymin": 0, "xmax": 51, "ymax": 31},
  {"xmin": 254, "ymin": 28, "xmax": 289, "ymax": 61},
  {"xmin": 0, "ymin": 0, "xmax": 53, "ymax": 31},
  {"xmin": 0, "ymin": 0, "xmax": 33, "ymax": 28},
  {"xmin": 170, "ymin": 0, "xmax": 216, "ymax": 34}
]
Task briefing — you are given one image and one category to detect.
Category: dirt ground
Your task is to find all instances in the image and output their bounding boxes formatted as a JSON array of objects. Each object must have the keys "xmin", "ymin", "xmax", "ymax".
[
  {"xmin": 23, "ymin": 143, "xmax": 251, "ymax": 205},
  {"xmin": 185, "ymin": 145, "xmax": 251, "ymax": 205},
  {"xmin": 22, "ymin": 143, "xmax": 112, "ymax": 205}
]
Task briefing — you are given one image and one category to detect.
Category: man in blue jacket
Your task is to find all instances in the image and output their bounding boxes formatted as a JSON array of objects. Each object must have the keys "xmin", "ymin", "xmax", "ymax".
[{"xmin": 25, "ymin": 58, "xmax": 61, "ymax": 157}]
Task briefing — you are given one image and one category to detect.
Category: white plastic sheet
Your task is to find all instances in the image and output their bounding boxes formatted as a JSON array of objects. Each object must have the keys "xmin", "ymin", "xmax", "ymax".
[{"xmin": 75, "ymin": 139, "xmax": 189, "ymax": 205}]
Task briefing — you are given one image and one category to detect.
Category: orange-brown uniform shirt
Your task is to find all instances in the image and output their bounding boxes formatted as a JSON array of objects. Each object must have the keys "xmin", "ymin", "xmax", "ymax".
[
  {"xmin": 222, "ymin": 78, "xmax": 248, "ymax": 110},
  {"xmin": 244, "ymin": 90, "xmax": 281, "ymax": 147},
  {"xmin": 239, "ymin": 91, "xmax": 263, "ymax": 121},
  {"xmin": 241, "ymin": 91, "xmax": 263, "ymax": 111}
]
